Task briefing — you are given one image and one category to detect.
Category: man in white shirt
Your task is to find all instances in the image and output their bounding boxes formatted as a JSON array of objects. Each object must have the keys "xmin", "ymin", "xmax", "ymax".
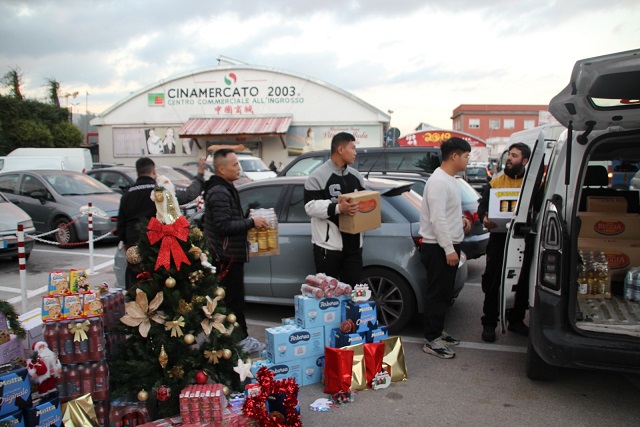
[{"xmin": 419, "ymin": 137, "xmax": 472, "ymax": 358}]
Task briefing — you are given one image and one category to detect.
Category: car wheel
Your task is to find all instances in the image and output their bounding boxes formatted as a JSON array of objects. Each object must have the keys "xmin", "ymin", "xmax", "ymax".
[
  {"xmin": 54, "ymin": 217, "xmax": 79, "ymax": 246},
  {"xmin": 361, "ymin": 267, "xmax": 416, "ymax": 333},
  {"xmin": 526, "ymin": 336, "xmax": 556, "ymax": 381}
]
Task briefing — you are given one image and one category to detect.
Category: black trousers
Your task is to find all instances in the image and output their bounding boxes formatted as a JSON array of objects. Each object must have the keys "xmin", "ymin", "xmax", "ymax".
[
  {"xmin": 312, "ymin": 244, "xmax": 363, "ymax": 286},
  {"xmin": 481, "ymin": 232, "xmax": 507, "ymax": 328},
  {"xmin": 216, "ymin": 261, "xmax": 248, "ymax": 339},
  {"xmin": 421, "ymin": 243, "xmax": 460, "ymax": 341}
]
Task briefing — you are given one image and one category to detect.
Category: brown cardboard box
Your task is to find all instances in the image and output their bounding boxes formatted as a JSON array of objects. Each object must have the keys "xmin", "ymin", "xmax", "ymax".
[
  {"xmin": 586, "ymin": 196, "xmax": 628, "ymax": 213},
  {"xmin": 578, "ymin": 238, "xmax": 640, "ymax": 281},
  {"xmin": 487, "ymin": 188, "xmax": 520, "ymax": 233},
  {"xmin": 578, "ymin": 212, "xmax": 640, "ymax": 239},
  {"xmin": 338, "ymin": 190, "xmax": 381, "ymax": 234}
]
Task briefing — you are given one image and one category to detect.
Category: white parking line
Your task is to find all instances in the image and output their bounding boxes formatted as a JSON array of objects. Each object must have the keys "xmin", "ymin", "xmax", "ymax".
[{"xmin": 32, "ymin": 248, "xmax": 114, "ymax": 258}]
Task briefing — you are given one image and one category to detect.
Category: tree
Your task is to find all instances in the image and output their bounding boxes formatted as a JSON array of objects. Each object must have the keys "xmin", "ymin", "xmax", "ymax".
[
  {"xmin": 52, "ymin": 121, "xmax": 83, "ymax": 147},
  {"xmin": 46, "ymin": 79, "xmax": 61, "ymax": 107},
  {"xmin": 5, "ymin": 119, "xmax": 53, "ymax": 148},
  {"xmin": 2, "ymin": 67, "xmax": 23, "ymax": 100},
  {"xmin": 108, "ymin": 214, "xmax": 248, "ymax": 418}
]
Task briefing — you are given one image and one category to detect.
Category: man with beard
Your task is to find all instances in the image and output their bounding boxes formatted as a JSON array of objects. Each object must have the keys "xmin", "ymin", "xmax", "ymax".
[{"xmin": 477, "ymin": 142, "xmax": 531, "ymax": 342}]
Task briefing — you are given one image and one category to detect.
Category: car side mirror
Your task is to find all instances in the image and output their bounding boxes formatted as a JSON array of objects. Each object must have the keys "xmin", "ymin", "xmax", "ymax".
[{"xmin": 30, "ymin": 190, "xmax": 46, "ymax": 204}]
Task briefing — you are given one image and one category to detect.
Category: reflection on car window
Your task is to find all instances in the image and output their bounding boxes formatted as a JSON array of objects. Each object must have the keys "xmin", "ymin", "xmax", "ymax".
[
  {"xmin": 284, "ymin": 157, "xmax": 324, "ymax": 176},
  {"xmin": 20, "ymin": 175, "xmax": 51, "ymax": 200},
  {"xmin": 44, "ymin": 173, "xmax": 112, "ymax": 195},
  {"xmin": 241, "ymin": 186, "xmax": 283, "ymax": 217},
  {"xmin": 286, "ymin": 185, "xmax": 310, "ymax": 223},
  {"xmin": 0, "ymin": 174, "xmax": 19, "ymax": 194}
]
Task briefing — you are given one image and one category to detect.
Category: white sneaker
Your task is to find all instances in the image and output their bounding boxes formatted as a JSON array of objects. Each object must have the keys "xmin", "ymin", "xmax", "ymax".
[{"xmin": 239, "ymin": 336, "xmax": 266, "ymax": 354}]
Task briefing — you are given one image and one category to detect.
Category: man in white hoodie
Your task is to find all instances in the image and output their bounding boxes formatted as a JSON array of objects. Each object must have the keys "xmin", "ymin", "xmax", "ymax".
[{"xmin": 419, "ymin": 137, "xmax": 471, "ymax": 359}]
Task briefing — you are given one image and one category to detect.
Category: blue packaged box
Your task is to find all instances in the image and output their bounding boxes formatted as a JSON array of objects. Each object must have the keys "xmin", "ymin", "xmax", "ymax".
[
  {"xmin": 295, "ymin": 295, "xmax": 350, "ymax": 328},
  {"xmin": 0, "ymin": 366, "xmax": 31, "ymax": 417},
  {"xmin": 24, "ymin": 396, "xmax": 62, "ymax": 427},
  {"xmin": 0, "ymin": 409, "xmax": 25, "ymax": 427},
  {"xmin": 329, "ymin": 328, "xmax": 366, "ymax": 348},
  {"xmin": 366, "ymin": 325, "xmax": 389, "ymax": 343},
  {"xmin": 300, "ymin": 354, "xmax": 324, "ymax": 386},
  {"xmin": 250, "ymin": 359, "xmax": 301, "ymax": 384},
  {"xmin": 342, "ymin": 300, "xmax": 377, "ymax": 333},
  {"xmin": 266, "ymin": 325, "xmax": 324, "ymax": 363}
]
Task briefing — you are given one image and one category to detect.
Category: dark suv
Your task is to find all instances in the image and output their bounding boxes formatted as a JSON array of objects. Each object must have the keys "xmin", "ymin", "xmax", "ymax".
[
  {"xmin": 279, "ymin": 146, "xmax": 441, "ymax": 177},
  {"xmin": 465, "ymin": 164, "xmax": 492, "ymax": 191}
]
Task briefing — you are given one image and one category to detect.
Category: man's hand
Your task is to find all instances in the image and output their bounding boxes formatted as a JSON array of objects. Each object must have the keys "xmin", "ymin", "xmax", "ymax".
[
  {"xmin": 253, "ymin": 216, "xmax": 269, "ymax": 230},
  {"xmin": 197, "ymin": 157, "xmax": 206, "ymax": 176},
  {"xmin": 446, "ymin": 252, "xmax": 459, "ymax": 267},
  {"xmin": 338, "ymin": 197, "xmax": 359, "ymax": 216},
  {"xmin": 482, "ymin": 215, "xmax": 497, "ymax": 230},
  {"xmin": 462, "ymin": 217, "xmax": 471, "ymax": 234}
]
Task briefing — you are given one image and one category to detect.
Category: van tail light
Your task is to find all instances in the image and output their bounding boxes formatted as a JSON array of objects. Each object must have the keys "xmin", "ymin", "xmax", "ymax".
[
  {"xmin": 539, "ymin": 202, "xmax": 563, "ymax": 294},
  {"xmin": 463, "ymin": 210, "xmax": 479, "ymax": 224}
]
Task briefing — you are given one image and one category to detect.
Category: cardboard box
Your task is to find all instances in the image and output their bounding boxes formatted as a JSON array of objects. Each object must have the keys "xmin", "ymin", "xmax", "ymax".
[
  {"xmin": 0, "ymin": 335, "xmax": 25, "ymax": 365},
  {"xmin": 265, "ymin": 325, "xmax": 324, "ymax": 363},
  {"xmin": 341, "ymin": 300, "xmax": 378, "ymax": 333},
  {"xmin": 294, "ymin": 294, "xmax": 351, "ymax": 329},
  {"xmin": 365, "ymin": 325, "xmax": 389, "ymax": 343},
  {"xmin": 338, "ymin": 190, "xmax": 381, "ymax": 234},
  {"xmin": 488, "ymin": 188, "xmax": 520, "ymax": 232},
  {"xmin": 579, "ymin": 238, "xmax": 640, "ymax": 281},
  {"xmin": 0, "ymin": 409, "xmax": 25, "ymax": 427},
  {"xmin": 300, "ymin": 354, "xmax": 324, "ymax": 386},
  {"xmin": 250, "ymin": 359, "xmax": 302, "ymax": 384},
  {"xmin": 18, "ymin": 308, "xmax": 44, "ymax": 357},
  {"xmin": 24, "ymin": 396, "xmax": 62, "ymax": 427},
  {"xmin": 329, "ymin": 329, "xmax": 365, "ymax": 348},
  {"xmin": 0, "ymin": 366, "xmax": 32, "ymax": 417},
  {"xmin": 586, "ymin": 196, "xmax": 628, "ymax": 213},
  {"xmin": 578, "ymin": 212, "xmax": 640, "ymax": 239}
]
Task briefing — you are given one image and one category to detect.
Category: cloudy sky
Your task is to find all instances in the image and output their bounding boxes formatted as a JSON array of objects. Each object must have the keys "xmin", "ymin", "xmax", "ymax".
[{"xmin": 1, "ymin": 0, "xmax": 638, "ymax": 135}]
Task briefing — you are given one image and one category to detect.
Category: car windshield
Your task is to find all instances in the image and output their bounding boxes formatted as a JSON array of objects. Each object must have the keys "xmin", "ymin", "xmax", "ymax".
[
  {"xmin": 156, "ymin": 167, "xmax": 191, "ymax": 182},
  {"xmin": 44, "ymin": 173, "xmax": 113, "ymax": 195},
  {"xmin": 240, "ymin": 159, "xmax": 270, "ymax": 172},
  {"xmin": 466, "ymin": 168, "xmax": 486, "ymax": 176}
]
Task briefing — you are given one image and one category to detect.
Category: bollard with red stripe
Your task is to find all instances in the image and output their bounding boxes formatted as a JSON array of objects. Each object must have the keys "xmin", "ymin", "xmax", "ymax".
[
  {"xmin": 18, "ymin": 224, "xmax": 28, "ymax": 313},
  {"xmin": 88, "ymin": 202, "xmax": 95, "ymax": 274}
]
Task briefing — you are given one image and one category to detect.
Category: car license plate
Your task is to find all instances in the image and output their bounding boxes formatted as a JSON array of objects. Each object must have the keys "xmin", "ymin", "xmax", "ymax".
[{"xmin": 0, "ymin": 240, "xmax": 7, "ymax": 249}]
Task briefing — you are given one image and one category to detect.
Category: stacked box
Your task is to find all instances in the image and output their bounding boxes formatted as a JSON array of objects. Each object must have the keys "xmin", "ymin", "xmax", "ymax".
[
  {"xmin": 300, "ymin": 355, "xmax": 324, "ymax": 387},
  {"xmin": 330, "ymin": 329, "xmax": 365, "ymax": 348},
  {"xmin": 0, "ymin": 409, "xmax": 25, "ymax": 427},
  {"xmin": 0, "ymin": 366, "xmax": 32, "ymax": 417},
  {"xmin": 265, "ymin": 325, "xmax": 324, "ymax": 364},
  {"xmin": 294, "ymin": 294, "xmax": 350, "ymax": 329},
  {"xmin": 250, "ymin": 359, "xmax": 302, "ymax": 384},
  {"xmin": 24, "ymin": 397, "xmax": 62, "ymax": 427},
  {"xmin": 341, "ymin": 300, "xmax": 377, "ymax": 333},
  {"xmin": 18, "ymin": 308, "xmax": 44, "ymax": 357},
  {"xmin": 0, "ymin": 335, "xmax": 25, "ymax": 365}
]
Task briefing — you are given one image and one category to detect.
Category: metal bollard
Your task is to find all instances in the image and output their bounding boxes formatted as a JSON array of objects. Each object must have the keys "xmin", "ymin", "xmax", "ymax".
[{"xmin": 18, "ymin": 224, "xmax": 27, "ymax": 313}]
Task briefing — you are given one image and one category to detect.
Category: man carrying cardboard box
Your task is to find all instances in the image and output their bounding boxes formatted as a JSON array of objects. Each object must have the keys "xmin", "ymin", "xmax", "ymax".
[
  {"xmin": 477, "ymin": 142, "xmax": 530, "ymax": 342},
  {"xmin": 304, "ymin": 132, "xmax": 365, "ymax": 285}
]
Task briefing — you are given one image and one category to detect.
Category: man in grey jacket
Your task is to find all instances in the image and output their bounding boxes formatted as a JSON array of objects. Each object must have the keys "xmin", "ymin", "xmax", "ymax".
[{"xmin": 303, "ymin": 132, "xmax": 364, "ymax": 285}]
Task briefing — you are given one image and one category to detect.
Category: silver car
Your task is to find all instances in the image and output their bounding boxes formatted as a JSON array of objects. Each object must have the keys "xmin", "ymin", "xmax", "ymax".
[
  {"xmin": 0, "ymin": 192, "xmax": 36, "ymax": 260},
  {"xmin": 0, "ymin": 170, "xmax": 120, "ymax": 245},
  {"xmin": 131, "ymin": 176, "xmax": 467, "ymax": 333}
]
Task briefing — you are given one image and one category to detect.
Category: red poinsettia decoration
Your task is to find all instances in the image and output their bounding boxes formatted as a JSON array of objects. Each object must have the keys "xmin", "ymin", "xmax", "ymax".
[{"xmin": 243, "ymin": 367, "xmax": 301, "ymax": 427}]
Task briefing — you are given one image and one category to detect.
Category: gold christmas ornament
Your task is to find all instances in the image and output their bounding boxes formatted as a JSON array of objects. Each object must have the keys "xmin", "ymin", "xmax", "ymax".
[
  {"xmin": 222, "ymin": 348, "xmax": 232, "ymax": 359},
  {"xmin": 214, "ymin": 287, "xmax": 226, "ymax": 299},
  {"xmin": 137, "ymin": 389, "xmax": 149, "ymax": 402},
  {"xmin": 154, "ymin": 190, "xmax": 164, "ymax": 203},
  {"xmin": 190, "ymin": 226, "xmax": 203, "ymax": 239},
  {"xmin": 223, "ymin": 386, "xmax": 229, "ymax": 396},
  {"xmin": 168, "ymin": 365, "xmax": 185, "ymax": 379},
  {"xmin": 226, "ymin": 313, "xmax": 237, "ymax": 324},
  {"xmin": 189, "ymin": 270, "xmax": 204, "ymax": 285},
  {"xmin": 177, "ymin": 299, "xmax": 193, "ymax": 315},
  {"xmin": 125, "ymin": 246, "xmax": 142, "ymax": 264},
  {"xmin": 188, "ymin": 244, "xmax": 203, "ymax": 259},
  {"xmin": 158, "ymin": 345, "xmax": 169, "ymax": 368},
  {"xmin": 165, "ymin": 276, "xmax": 176, "ymax": 288},
  {"xmin": 184, "ymin": 333, "xmax": 195, "ymax": 345}
]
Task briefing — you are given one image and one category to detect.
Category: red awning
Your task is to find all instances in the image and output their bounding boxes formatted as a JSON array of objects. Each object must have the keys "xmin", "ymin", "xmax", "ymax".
[{"xmin": 178, "ymin": 116, "xmax": 292, "ymax": 138}]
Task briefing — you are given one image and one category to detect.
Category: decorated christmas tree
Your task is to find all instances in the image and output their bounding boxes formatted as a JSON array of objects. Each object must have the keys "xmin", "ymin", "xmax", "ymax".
[{"xmin": 108, "ymin": 183, "xmax": 248, "ymax": 418}]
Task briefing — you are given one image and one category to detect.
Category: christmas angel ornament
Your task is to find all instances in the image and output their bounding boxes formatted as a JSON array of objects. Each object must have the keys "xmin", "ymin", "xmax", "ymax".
[{"xmin": 152, "ymin": 175, "xmax": 181, "ymax": 225}]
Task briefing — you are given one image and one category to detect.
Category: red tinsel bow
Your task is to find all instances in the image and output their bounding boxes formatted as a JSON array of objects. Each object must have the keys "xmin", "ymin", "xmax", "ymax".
[{"xmin": 146, "ymin": 216, "xmax": 191, "ymax": 271}]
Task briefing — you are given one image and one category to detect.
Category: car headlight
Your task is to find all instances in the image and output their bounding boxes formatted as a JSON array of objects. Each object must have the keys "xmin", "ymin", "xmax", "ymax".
[
  {"xmin": 80, "ymin": 205, "xmax": 108, "ymax": 218},
  {"xmin": 18, "ymin": 219, "xmax": 34, "ymax": 229}
]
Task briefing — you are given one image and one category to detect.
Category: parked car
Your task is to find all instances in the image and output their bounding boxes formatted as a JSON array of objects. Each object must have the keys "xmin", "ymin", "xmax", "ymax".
[
  {"xmin": 0, "ymin": 170, "xmax": 120, "ymax": 245},
  {"xmin": 368, "ymin": 173, "xmax": 489, "ymax": 259},
  {"xmin": 464, "ymin": 164, "xmax": 492, "ymax": 191},
  {"xmin": 121, "ymin": 176, "xmax": 468, "ymax": 332},
  {"xmin": 279, "ymin": 146, "xmax": 441, "ymax": 177},
  {"xmin": 87, "ymin": 165, "xmax": 202, "ymax": 216},
  {"xmin": 502, "ymin": 48, "xmax": 640, "ymax": 380},
  {"xmin": 174, "ymin": 166, "xmax": 213, "ymax": 181},
  {"xmin": 91, "ymin": 162, "xmax": 124, "ymax": 170},
  {"xmin": 0, "ymin": 192, "xmax": 35, "ymax": 260}
]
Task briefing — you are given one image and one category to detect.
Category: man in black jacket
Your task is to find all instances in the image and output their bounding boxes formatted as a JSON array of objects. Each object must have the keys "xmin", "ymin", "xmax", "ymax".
[
  {"xmin": 117, "ymin": 157, "xmax": 205, "ymax": 289},
  {"xmin": 204, "ymin": 149, "xmax": 268, "ymax": 354}
]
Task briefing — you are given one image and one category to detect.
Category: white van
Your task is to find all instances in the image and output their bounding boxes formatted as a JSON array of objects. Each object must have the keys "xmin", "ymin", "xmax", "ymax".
[
  {"xmin": 0, "ymin": 156, "xmax": 68, "ymax": 172},
  {"xmin": 497, "ymin": 122, "xmax": 565, "ymax": 172},
  {"xmin": 8, "ymin": 147, "xmax": 93, "ymax": 173},
  {"xmin": 502, "ymin": 49, "xmax": 640, "ymax": 380}
]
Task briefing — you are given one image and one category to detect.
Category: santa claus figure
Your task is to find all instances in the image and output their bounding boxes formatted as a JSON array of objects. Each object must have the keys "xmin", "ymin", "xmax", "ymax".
[{"xmin": 26, "ymin": 341, "xmax": 62, "ymax": 396}]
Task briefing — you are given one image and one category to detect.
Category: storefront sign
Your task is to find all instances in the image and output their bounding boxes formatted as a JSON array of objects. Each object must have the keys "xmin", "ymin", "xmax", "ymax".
[
  {"xmin": 286, "ymin": 125, "xmax": 381, "ymax": 157},
  {"xmin": 398, "ymin": 130, "xmax": 485, "ymax": 147}
]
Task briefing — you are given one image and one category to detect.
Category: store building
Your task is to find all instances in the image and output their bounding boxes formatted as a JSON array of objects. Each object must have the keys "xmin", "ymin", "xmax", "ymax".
[{"xmin": 90, "ymin": 62, "xmax": 390, "ymax": 168}]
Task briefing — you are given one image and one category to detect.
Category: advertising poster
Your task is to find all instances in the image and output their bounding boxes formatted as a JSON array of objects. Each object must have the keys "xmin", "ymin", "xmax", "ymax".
[
  {"xmin": 113, "ymin": 127, "xmax": 190, "ymax": 157},
  {"xmin": 286, "ymin": 125, "xmax": 381, "ymax": 157}
]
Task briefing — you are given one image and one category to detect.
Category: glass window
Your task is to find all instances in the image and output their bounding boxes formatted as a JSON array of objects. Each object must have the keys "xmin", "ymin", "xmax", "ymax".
[
  {"xmin": 524, "ymin": 119, "xmax": 536, "ymax": 129},
  {"xmin": 489, "ymin": 119, "xmax": 500, "ymax": 130},
  {"xmin": 20, "ymin": 175, "xmax": 51, "ymax": 200},
  {"xmin": 284, "ymin": 156, "xmax": 324, "ymax": 176},
  {"xmin": 504, "ymin": 119, "xmax": 515, "ymax": 129},
  {"xmin": 100, "ymin": 172, "xmax": 131, "ymax": 191},
  {"xmin": 240, "ymin": 186, "xmax": 283, "ymax": 217},
  {"xmin": 0, "ymin": 174, "xmax": 19, "ymax": 194},
  {"xmin": 286, "ymin": 185, "xmax": 310, "ymax": 223},
  {"xmin": 469, "ymin": 118, "xmax": 480, "ymax": 129}
]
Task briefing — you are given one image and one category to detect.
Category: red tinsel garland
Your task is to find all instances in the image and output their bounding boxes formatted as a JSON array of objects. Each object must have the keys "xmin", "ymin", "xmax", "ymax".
[
  {"xmin": 146, "ymin": 216, "xmax": 191, "ymax": 271},
  {"xmin": 243, "ymin": 367, "xmax": 301, "ymax": 427}
]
